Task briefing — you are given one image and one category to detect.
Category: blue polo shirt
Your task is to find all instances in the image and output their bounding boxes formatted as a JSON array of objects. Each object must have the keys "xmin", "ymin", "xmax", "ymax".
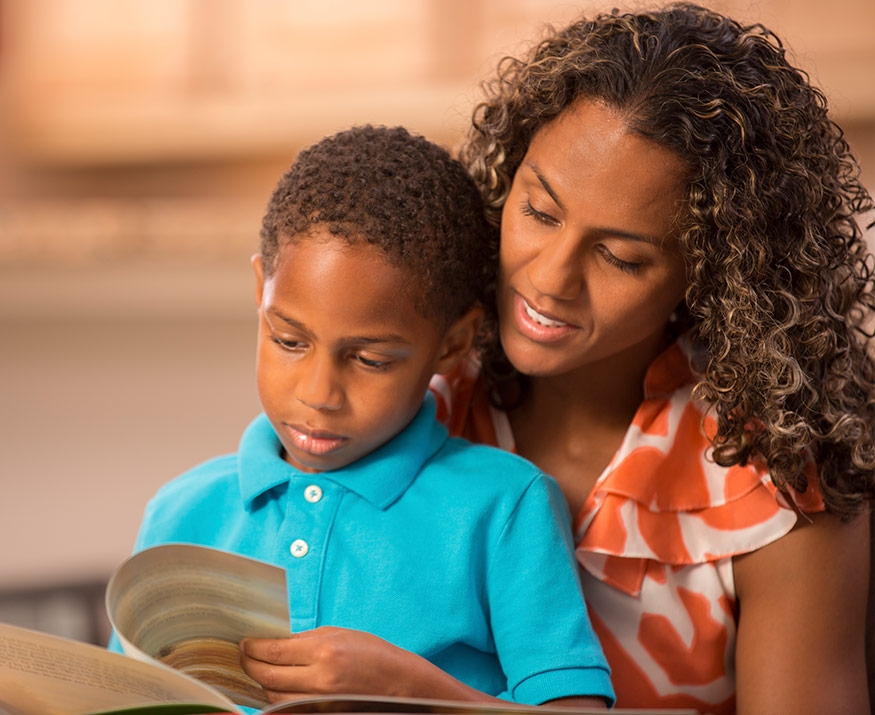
[{"xmin": 122, "ymin": 394, "xmax": 613, "ymax": 705}]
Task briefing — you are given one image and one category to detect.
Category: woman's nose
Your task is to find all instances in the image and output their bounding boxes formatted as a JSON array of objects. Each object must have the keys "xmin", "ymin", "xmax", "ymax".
[{"xmin": 525, "ymin": 230, "xmax": 584, "ymax": 301}]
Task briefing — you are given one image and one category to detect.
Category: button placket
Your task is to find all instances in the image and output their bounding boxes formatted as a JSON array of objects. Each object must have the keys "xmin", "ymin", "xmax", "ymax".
[
  {"xmin": 288, "ymin": 485, "xmax": 324, "ymax": 557},
  {"xmin": 282, "ymin": 478, "xmax": 340, "ymax": 631}
]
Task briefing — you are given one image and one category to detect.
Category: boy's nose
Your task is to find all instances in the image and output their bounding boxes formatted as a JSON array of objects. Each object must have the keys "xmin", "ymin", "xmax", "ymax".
[{"xmin": 295, "ymin": 357, "xmax": 344, "ymax": 411}]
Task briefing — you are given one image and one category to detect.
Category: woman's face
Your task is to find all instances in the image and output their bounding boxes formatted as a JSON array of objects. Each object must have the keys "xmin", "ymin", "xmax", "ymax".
[{"xmin": 498, "ymin": 99, "xmax": 689, "ymax": 380}]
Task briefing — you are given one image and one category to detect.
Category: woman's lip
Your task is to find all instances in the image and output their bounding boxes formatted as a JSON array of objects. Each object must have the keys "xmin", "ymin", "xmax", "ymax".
[
  {"xmin": 522, "ymin": 297, "xmax": 569, "ymax": 327},
  {"xmin": 284, "ymin": 424, "xmax": 347, "ymax": 455},
  {"xmin": 511, "ymin": 293, "xmax": 577, "ymax": 342}
]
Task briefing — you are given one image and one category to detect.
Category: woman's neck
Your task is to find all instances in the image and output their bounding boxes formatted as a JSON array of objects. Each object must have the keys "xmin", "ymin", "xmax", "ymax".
[
  {"xmin": 526, "ymin": 360, "xmax": 645, "ymax": 438},
  {"xmin": 506, "ymin": 343, "xmax": 661, "ymax": 518}
]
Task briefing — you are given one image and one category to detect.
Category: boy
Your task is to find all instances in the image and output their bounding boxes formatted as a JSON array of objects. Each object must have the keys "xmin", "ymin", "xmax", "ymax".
[{"xmin": 116, "ymin": 126, "xmax": 613, "ymax": 708}]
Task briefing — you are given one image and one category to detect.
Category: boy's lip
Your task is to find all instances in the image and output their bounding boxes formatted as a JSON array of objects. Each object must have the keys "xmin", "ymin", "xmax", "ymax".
[{"xmin": 283, "ymin": 423, "xmax": 348, "ymax": 455}]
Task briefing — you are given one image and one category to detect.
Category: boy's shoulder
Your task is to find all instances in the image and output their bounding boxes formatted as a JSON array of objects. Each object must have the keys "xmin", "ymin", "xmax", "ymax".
[
  {"xmin": 150, "ymin": 453, "xmax": 240, "ymax": 503},
  {"xmin": 418, "ymin": 436, "xmax": 569, "ymax": 529},
  {"xmin": 431, "ymin": 434, "xmax": 552, "ymax": 488},
  {"xmin": 442, "ymin": 434, "xmax": 532, "ymax": 464},
  {"xmin": 137, "ymin": 453, "xmax": 247, "ymax": 546}
]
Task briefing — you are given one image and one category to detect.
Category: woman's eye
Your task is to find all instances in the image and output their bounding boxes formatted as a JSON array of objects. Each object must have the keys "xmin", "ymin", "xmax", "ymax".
[
  {"xmin": 520, "ymin": 201, "xmax": 558, "ymax": 226},
  {"xmin": 597, "ymin": 245, "xmax": 642, "ymax": 275}
]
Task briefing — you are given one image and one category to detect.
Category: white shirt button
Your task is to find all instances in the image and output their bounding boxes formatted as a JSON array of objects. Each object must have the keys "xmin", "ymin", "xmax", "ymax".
[
  {"xmin": 304, "ymin": 485, "xmax": 323, "ymax": 503},
  {"xmin": 290, "ymin": 539, "xmax": 309, "ymax": 558}
]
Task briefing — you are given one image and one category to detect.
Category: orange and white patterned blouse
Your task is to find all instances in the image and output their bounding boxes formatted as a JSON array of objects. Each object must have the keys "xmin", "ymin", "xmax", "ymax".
[{"xmin": 429, "ymin": 335, "xmax": 824, "ymax": 714}]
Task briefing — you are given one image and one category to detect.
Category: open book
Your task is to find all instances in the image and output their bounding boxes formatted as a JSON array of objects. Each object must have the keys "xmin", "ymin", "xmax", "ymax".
[
  {"xmin": 1, "ymin": 543, "xmax": 291, "ymax": 714},
  {"xmin": 0, "ymin": 624, "xmax": 692, "ymax": 715},
  {"xmin": 0, "ymin": 544, "xmax": 695, "ymax": 715},
  {"xmin": 105, "ymin": 544, "xmax": 290, "ymax": 709}
]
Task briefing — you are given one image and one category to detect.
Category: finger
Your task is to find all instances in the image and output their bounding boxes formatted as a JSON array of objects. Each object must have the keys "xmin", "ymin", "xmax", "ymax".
[
  {"xmin": 242, "ymin": 658, "xmax": 313, "ymax": 696},
  {"xmin": 239, "ymin": 636, "xmax": 303, "ymax": 665},
  {"xmin": 263, "ymin": 689, "xmax": 315, "ymax": 705},
  {"xmin": 240, "ymin": 628, "xmax": 337, "ymax": 665}
]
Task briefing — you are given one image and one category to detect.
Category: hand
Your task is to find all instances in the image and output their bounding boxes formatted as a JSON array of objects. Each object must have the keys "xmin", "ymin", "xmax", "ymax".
[{"xmin": 239, "ymin": 626, "xmax": 471, "ymax": 704}]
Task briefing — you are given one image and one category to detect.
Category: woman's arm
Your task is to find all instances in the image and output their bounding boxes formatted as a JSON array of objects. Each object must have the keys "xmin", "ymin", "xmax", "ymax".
[{"xmin": 733, "ymin": 509, "xmax": 870, "ymax": 714}]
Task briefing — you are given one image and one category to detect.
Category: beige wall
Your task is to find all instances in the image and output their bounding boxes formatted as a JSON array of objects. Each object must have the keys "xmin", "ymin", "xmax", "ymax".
[{"xmin": 1, "ymin": 1, "xmax": 873, "ymax": 612}]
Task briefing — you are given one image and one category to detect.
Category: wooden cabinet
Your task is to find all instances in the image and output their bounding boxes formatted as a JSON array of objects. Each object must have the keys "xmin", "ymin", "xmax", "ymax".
[{"xmin": 2, "ymin": 0, "xmax": 871, "ymax": 166}]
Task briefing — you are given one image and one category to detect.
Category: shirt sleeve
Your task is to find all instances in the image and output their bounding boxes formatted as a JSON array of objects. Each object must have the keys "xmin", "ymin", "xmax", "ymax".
[{"xmin": 485, "ymin": 473, "xmax": 615, "ymax": 706}]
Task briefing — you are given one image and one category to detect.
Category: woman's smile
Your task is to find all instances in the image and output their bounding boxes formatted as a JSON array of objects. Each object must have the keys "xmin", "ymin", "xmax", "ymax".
[{"xmin": 511, "ymin": 292, "xmax": 578, "ymax": 342}]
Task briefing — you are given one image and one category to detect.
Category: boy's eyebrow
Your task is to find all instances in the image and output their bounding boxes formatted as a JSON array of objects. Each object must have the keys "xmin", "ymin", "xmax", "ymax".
[
  {"xmin": 524, "ymin": 160, "xmax": 661, "ymax": 246},
  {"xmin": 268, "ymin": 309, "xmax": 412, "ymax": 345}
]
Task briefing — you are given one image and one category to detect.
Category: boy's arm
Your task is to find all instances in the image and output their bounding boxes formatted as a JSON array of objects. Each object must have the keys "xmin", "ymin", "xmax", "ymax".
[
  {"xmin": 240, "ymin": 627, "xmax": 503, "ymax": 704},
  {"xmin": 483, "ymin": 474, "xmax": 613, "ymax": 706},
  {"xmin": 239, "ymin": 628, "xmax": 607, "ymax": 707}
]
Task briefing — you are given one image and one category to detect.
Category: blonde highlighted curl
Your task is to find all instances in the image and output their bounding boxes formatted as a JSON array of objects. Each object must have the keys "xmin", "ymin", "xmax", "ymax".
[{"xmin": 459, "ymin": 2, "xmax": 875, "ymax": 518}]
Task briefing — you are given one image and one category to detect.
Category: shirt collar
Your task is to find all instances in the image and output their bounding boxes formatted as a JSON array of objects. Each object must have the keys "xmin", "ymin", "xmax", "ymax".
[
  {"xmin": 238, "ymin": 393, "xmax": 447, "ymax": 510},
  {"xmin": 642, "ymin": 332, "xmax": 701, "ymax": 400}
]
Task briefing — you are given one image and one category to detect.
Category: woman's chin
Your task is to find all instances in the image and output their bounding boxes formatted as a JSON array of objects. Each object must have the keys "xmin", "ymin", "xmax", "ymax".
[{"xmin": 501, "ymin": 338, "xmax": 571, "ymax": 378}]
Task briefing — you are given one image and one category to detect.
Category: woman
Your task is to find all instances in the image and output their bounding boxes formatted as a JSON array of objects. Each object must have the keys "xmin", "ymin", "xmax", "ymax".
[{"xmin": 241, "ymin": 5, "xmax": 874, "ymax": 713}]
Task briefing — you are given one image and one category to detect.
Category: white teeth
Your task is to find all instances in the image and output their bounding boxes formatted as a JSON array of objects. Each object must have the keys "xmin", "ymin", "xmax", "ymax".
[{"xmin": 524, "ymin": 299, "xmax": 568, "ymax": 328}]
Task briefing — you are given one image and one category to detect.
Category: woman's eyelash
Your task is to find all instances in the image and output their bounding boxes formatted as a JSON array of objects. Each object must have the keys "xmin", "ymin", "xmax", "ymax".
[
  {"xmin": 520, "ymin": 201, "xmax": 557, "ymax": 225},
  {"xmin": 597, "ymin": 246, "xmax": 641, "ymax": 275},
  {"xmin": 518, "ymin": 201, "xmax": 641, "ymax": 276}
]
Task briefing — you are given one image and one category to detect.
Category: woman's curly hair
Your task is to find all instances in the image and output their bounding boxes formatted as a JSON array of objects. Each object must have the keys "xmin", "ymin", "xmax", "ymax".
[
  {"xmin": 261, "ymin": 124, "xmax": 495, "ymax": 330},
  {"xmin": 459, "ymin": 2, "xmax": 875, "ymax": 518}
]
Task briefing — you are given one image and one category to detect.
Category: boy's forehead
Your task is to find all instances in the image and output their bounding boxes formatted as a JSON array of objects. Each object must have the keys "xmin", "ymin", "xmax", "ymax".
[
  {"xmin": 276, "ymin": 229, "xmax": 359, "ymax": 265},
  {"xmin": 279, "ymin": 227, "xmax": 405, "ymax": 273},
  {"xmin": 277, "ymin": 227, "xmax": 396, "ymax": 275},
  {"xmin": 267, "ymin": 234, "xmax": 443, "ymax": 324},
  {"xmin": 271, "ymin": 229, "xmax": 444, "ymax": 326}
]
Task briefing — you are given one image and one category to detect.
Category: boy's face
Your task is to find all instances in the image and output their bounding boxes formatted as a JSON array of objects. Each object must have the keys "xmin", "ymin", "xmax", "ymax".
[{"xmin": 253, "ymin": 230, "xmax": 462, "ymax": 473}]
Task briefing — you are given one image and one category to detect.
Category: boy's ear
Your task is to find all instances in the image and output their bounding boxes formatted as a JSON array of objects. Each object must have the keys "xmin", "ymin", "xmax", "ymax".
[
  {"xmin": 252, "ymin": 253, "xmax": 265, "ymax": 308},
  {"xmin": 434, "ymin": 306, "xmax": 484, "ymax": 375}
]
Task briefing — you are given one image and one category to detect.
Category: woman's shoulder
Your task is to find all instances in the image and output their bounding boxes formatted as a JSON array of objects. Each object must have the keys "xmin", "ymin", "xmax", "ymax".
[
  {"xmin": 429, "ymin": 352, "xmax": 507, "ymax": 447},
  {"xmin": 577, "ymin": 337, "xmax": 824, "ymax": 574}
]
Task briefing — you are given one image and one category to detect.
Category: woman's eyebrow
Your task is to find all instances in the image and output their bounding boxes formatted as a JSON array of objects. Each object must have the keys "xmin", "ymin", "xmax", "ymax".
[
  {"xmin": 524, "ymin": 160, "xmax": 662, "ymax": 245},
  {"xmin": 525, "ymin": 161, "xmax": 565, "ymax": 212}
]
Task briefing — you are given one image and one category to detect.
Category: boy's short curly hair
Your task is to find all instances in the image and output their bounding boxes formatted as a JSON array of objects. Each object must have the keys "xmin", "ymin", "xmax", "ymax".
[{"xmin": 260, "ymin": 125, "xmax": 496, "ymax": 328}]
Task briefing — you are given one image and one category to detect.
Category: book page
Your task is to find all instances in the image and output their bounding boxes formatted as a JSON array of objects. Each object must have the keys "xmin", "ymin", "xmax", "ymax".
[
  {"xmin": 0, "ymin": 621, "xmax": 236, "ymax": 715},
  {"xmin": 261, "ymin": 694, "xmax": 696, "ymax": 715},
  {"xmin": 107, "ymin": 544, "xmax": 289, "ymax": 709}
]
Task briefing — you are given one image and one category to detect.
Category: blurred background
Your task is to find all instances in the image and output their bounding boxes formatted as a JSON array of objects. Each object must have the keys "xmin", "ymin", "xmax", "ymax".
[{"xmin": 1, "ymin": 0, "xmax": 873, "ymax": 647}]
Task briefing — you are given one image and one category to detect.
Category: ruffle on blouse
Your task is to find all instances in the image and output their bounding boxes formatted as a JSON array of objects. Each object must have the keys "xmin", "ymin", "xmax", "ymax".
[{"xmin": 575, "ymin": 338, "xmax": 825, "ymax": 598}]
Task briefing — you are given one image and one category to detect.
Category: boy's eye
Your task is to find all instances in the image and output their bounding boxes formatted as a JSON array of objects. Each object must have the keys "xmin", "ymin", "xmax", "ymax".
[
  {"xmin": 269, "ymin": 335, "xmax": 305, "ymax": 350},
  {"xmin": 354, "ymin": 354, "xmax": 393, "ymax": 370}
]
